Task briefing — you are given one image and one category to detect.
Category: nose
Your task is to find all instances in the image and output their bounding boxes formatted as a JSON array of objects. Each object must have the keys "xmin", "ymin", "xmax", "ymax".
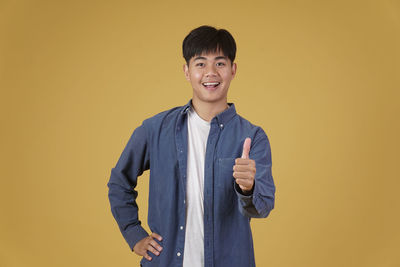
[{"xmin": 205, "ymin": 64, "xmax": 217, "ymax": 77}]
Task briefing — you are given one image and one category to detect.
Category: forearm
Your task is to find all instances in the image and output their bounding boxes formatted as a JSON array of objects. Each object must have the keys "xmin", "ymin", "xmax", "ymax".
[
  {"xmin": 108, "ymin": 169, "xmax": 149, "ymax": 250},
  {"xmin": 234, "ymin": 176, "xmax": 275, "ymax": 218},
  {"xmin": 235, "ymin": 129, "xmax": 275, "ymax": 218},
  {"xmin": 107, "ymin": 122, "xmax": 151, "ymax": 251}
]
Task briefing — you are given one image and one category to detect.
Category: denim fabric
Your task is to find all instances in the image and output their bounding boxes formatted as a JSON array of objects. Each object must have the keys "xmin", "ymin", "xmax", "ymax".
[{"xmin": 107, "ymin": 99, "xmax": 276, "ymax": 267}]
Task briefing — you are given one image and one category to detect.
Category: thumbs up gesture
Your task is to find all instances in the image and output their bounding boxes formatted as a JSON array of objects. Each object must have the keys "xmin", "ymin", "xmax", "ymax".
[{"xmin": 233, "ymin": 137, "xmax": 256, "ymax": 194}]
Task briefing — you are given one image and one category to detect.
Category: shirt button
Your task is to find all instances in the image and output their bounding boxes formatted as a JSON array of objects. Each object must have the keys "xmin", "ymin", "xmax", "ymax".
[
  {"xmin": 220, "ymin": 123, "xmax": 224, "ymax": 128},
  {"xmin": 177, "ymin": 252, "xmax": 181, "ymax": 257},
  {"xmin": 180, "ymin": 226, "xmax": 184, "ymax": 230}
]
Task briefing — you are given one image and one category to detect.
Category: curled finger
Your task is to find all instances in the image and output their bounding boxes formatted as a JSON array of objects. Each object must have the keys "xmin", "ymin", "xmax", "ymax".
[
  {"xmin": 149, "ymin": 238, "xmax": 163, "ymax": 252},
  {"xmin": 151, "ymin": 232, "xmax": 163, "ymax": 242},
  {"xmin": 143, "ymin": 251, "xmax": 152, "ymax": 261},
  {"xmin": 147, "ymin": 243, "xmax": 160, "ymax": 256}
]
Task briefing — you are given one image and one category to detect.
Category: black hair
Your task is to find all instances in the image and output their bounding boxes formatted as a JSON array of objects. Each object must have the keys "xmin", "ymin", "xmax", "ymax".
[{"xmin": 182, "ymin": 25, "xmax": 236, "ymax": 66}]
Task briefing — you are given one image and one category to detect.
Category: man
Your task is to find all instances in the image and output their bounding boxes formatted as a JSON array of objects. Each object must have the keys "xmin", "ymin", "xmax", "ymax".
[{"xmin": 107, "ymin": 25, "xmax": 276, "ymax": 267}]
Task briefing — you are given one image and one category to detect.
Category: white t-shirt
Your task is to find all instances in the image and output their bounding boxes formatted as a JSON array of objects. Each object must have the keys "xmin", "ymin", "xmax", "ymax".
[{"xmin": 183, "ymin": 106, "xmax": 210, "ymax": 267}]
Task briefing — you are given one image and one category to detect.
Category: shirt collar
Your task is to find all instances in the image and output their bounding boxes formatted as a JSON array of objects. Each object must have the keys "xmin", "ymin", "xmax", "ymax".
[{"xmin": 181, "ymin": 99, "xmax": 237, "ymax": 126}]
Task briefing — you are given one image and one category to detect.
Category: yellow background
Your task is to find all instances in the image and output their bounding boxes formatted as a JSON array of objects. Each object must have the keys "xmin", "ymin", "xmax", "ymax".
[{"xmin": 1, "ymin": 0, "xmax": 399, "ymax": 266}]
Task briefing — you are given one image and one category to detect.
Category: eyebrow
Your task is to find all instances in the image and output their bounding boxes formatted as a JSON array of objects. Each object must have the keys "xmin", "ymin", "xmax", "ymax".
[{"xmin": 193, "ymin": 56, "xmax": 227, "ymax": 61}]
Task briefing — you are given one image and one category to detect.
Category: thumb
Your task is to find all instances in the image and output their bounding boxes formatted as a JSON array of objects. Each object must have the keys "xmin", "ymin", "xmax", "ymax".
[{"xmin": 241, "ymin": 137, "xmax": 251, "ymax": 159}]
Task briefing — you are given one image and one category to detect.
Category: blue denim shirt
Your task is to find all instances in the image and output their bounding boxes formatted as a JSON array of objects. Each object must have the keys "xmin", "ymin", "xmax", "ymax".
[{"xmin": 107, "ymin": 99, "xmax": 276, "ymax": 267}]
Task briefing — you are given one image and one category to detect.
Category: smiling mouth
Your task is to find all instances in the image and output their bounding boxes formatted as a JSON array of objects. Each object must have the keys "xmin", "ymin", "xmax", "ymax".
[{"xmin": 202, "ymin": 82, "xmax": 220, "ymax": 89}]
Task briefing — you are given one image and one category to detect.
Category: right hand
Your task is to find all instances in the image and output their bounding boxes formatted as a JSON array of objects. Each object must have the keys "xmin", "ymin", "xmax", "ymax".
[{"xmin": 133, "ymin": 232, "xmax": 163, "ymax": 261}]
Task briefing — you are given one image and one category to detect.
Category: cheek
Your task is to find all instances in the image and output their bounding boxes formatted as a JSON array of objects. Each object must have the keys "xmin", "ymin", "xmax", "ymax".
[
  {"xmin": 190, "ymin": 72, "xmax": 203, "ymax": 81},
  {"xmin": 221, "ymin": 72, "xmax": 233, "ymax": 83}
]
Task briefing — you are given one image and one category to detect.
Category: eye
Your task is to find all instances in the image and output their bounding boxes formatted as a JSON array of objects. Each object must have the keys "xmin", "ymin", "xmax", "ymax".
[
  {"xmin": 196, "ymin": 62, "xmax": 205, "ymax": 67},
  {"xmin": 216, "ymin": 62, "xmax": 226, "ymax": 66}
]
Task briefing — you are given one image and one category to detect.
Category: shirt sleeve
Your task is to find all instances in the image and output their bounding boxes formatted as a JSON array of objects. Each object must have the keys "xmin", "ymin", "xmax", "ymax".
[
  {"xmin": 107, "ymin": 122, "xmax": 150, "ymax": 251},
  {"xmin": 234, "ymin": 128, "xmax": 276, "ymax": 218}
]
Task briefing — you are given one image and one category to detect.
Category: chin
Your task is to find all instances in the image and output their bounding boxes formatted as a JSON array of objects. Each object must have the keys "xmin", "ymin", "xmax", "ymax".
[
  {"xmin": 199, "ymin": 95, "xmax": 226, "ymax": 103},
  {"xmin": 195, "ymin": 90, "xmax": 226, "ymax": 101}
]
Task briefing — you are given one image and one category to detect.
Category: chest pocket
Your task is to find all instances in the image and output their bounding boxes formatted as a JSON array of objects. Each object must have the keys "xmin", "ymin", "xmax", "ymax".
[{"xmin": 216, "ymin": 158, "xmax": 236, "ymax": 216}]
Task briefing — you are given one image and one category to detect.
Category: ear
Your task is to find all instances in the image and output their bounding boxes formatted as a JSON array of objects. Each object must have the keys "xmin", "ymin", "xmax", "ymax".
[
  {"xmin": 231, "ymin": 62, "xmax": 237, "ymax": 78},
  {"xmin": 183, "ymin": 63, "xmax": 190, "ymax": 81}
]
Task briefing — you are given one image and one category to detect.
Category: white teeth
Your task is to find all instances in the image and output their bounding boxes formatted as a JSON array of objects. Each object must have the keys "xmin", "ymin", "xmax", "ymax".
[{"xmin": 203, "ymin": 82, "xmax": 220, "ymax": 86}]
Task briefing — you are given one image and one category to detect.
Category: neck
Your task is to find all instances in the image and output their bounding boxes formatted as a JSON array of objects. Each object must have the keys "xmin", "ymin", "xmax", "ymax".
[{"xmin": 191, "ymin": 97, "xmax": 229, "ymax": 122}]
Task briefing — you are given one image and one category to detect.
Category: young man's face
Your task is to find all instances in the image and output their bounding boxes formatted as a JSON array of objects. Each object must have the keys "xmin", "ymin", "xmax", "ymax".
[{"xmin": 184, "ymin": 50, "xmax": 237, "ymax": 105}]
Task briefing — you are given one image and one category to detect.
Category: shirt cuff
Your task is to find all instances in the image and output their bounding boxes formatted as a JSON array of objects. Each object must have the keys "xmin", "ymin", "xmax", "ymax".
[
  {"xmin": 234, "ymin": 181, "xmax": 254, "ymax": 197},
  {"xmin": 123, "ymin": 224, "xmax": 149, "ymax": 252}
]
